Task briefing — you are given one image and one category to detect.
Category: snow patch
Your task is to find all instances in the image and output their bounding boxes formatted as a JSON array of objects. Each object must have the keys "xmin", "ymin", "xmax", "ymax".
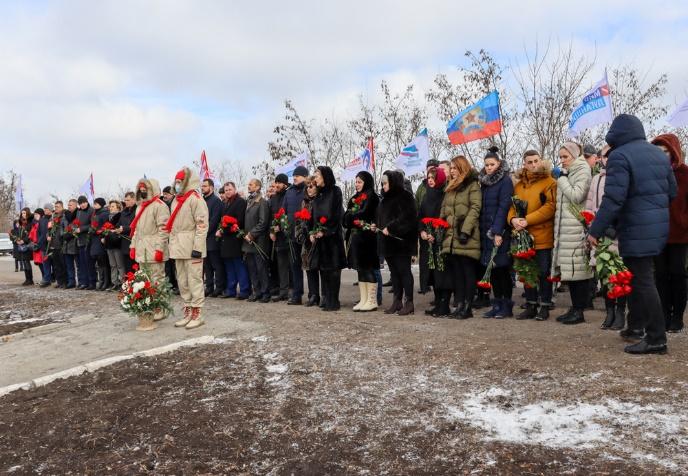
[
  {"xmin": 266, "ymin": 363, "xmax": 288, "ymax": 374},
  {"xmin": 251, "ymin": 335, "xmax": 268, "ymax": 342}
]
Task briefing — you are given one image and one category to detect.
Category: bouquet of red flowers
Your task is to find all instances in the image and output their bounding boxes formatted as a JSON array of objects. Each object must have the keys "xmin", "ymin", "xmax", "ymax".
[
  {"xmin": 294, "ymin": 208, "xmax": 312, "ymax": 222},
  {"xmin": 478, "ymin": 245, "xmax": 499, "ymax": 289},
  {"xmin": 421, "ymin": 217, "xmax": 450, "ymax": 271},
  {"xmin": 217, "ymin": 215, "xmax": 243, "ymax": 240},
  {"xmin": 96, "ymin": 221, "xmax": 115, "ymax": 236},
  {"xmin": 271, "ymin": 207, "xmax": 294, "ymax": 259},
  {"xmin": 119, "ymin": 263, "xmax": 173, "ymax": 329},
  {"xmin": 66, "ymin": 219, "xmax": 81, "ymax": 238},
  {"xmin": 510, "ymin": 196, "xmax": 540, "ymax": 289},
  {"xmin": 350, "ymin": 193, "xmax": 367, "ymax": 214}
]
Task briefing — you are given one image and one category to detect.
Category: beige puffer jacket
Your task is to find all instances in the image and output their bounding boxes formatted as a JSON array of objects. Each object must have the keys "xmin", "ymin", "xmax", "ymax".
[
  {"xmin": 552, "ymin": 156, "xmax": 593, "ymax": 281},
  {"xmin": 130, "ymin": 178, "xmax": 170, "ymax": 263},
  {"xmin": 168, "ymin": 167, "xmax": 209, "ymax": 259}
]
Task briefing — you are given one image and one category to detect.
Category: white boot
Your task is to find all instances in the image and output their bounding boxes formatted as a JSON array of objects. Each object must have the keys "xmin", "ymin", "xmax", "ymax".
[
  {"xmin": 185, "ymin": 307, "xmax": 205, "ymax": 330},
  {"xmin": 359, "ymin": 282, "xmax": 378, "ymax": 311},
  {"xmin": 174, "ymin": 307, "xmax": 191, "ymax": 327},
  {"xmin": 353, "ymin": 282, "xmax": 368, "ymax": 311}
]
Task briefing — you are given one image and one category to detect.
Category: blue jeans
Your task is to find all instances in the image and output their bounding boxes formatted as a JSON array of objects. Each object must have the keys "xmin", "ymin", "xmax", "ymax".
[
  {"xmin": 374, "ymin": 268, "xmax": 383, "ymax": 305},
  {"xmin": 41, "ymin": 256, "xmax": 53, "ymax": 284},
  {"xmin": 223, "ymin": 257, "xmax": 250, "ymax": 297},
  {"xmin": 64, "ymin": 254, "xmax": 77, "ymax": 287},
  {"xmin": 78, "ymin": 246, "xmax": 97, "ymax": 287}
]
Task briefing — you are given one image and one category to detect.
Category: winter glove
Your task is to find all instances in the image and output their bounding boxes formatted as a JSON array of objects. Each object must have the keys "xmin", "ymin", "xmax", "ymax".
[
  {"xmin": 191, "ymin": 250, "xmax": 202, "ymax": 259},
  {"xmin": 458, "ymin": 232, "xmax": 469, "ymax": 245},
  {"xmin": 604, "ymin": 226, "xmax": 617, "ymax": 240},
  {"xmin": 551, "ymin": 167, "xmax": 561, "ymax": 179},
  {"xmin": 129, "ymin": 248, "xmax": 135, "ymax": 260},
  {"xmin": 154, "ymin": 250, "xmax": 164, "ymax": 262}
]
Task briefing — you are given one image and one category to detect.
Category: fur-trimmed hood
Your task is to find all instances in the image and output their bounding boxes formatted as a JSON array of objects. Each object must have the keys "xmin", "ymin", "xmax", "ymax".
[
  {"xmin": 135, "ymin": 178, "xmax": 162, "ymax": 202},
  {"xmin": 479, "ymin": 162, "xmax": 510, "ymax": 187}
]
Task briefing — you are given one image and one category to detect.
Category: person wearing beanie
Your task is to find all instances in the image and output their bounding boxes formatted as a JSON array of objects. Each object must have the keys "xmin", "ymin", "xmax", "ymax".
[
  {"xmin": 89, "ymin": 197, "xmax": 112, "ymax": 291},
  {"xmin": 343, "ymin": 171, "xmax": 380, "ymax": 312},
  {"xmin": 75, "ymin": 195, "xmax": 97, "ymax": 289},
  {"xmin": 651, "ymin": 133, "xmax": 688, "ymax": 333},
  {"xmin": 508, "ymin": 150, "xmax": 557, "ymax": 321},
  {"xmin": 168, "ymin": 167, "xmax": 209, "ymax": 329},
  {"xmin": 129, "ymin": 178, "xmax": 171, "ymax": 322},
  {"xmin": 268, "ymin": 173, "xmax": 290, "ymax": 301},
  {"xmin": 551, "ymin": 140, "xmax": 593, "ymax": 325},
  {"xmin": 283, "ymin": 165, "xmax": 308, "ymax": 304},
  {"xmin": 200, "ymin": 178, "xmax": 225, "ymax": 298},
  {"xmin": 418, "ymin": 166, "xmax": 451, "ymax": 317},
  {"xmin": 478, "ymin": 146, "xmax": 515, "ymax": 319},
  {"xmin": 589, "ymin": 114, "xmax": 677, "ymax": 354}
]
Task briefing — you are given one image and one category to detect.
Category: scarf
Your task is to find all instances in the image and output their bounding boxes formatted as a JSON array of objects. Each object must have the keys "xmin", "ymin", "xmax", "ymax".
[
  {"xmin": 165, "ymin": 190, "xmax": 198, "ymax": 232},
  {"xmin": 129, "ymin": 196, "xmax": 162, "ymax": 238}
]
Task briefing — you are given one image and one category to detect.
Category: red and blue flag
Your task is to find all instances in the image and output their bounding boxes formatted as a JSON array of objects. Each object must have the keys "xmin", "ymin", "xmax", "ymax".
[{"xmin": 446, "ymin": 91, "xmax": 502, "ymax": 145}]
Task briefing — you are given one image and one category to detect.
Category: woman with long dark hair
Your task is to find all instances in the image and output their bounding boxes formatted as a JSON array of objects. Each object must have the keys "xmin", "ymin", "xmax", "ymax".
[
  {"xmin": 296, "ymin": 176, "xmax": 321, "ymax": 307},
  {"xmin": 440, "ymin": 156, "xmax": 482, "ymax": 319},
  {"xmin": 375, "ymin": 170, "xmax": 417, "ymax": 315},
  {"xmin": 344, "ymin": 171, "xmax": 380, "ymax": 312},
  {"xmin": 310, "ymin": 166, "xmax": 346, "ymax": 311},
  {"xmin": 12, "ymin": 208, "xmax": 34, "ymax": 285}
]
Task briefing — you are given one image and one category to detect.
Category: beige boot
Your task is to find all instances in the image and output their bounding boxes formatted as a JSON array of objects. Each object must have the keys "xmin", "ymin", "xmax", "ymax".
[
  {"xmin": 353, "ymin": 282, "xmax": 368, "ymax": 311},
  {"xmin": 153, "ymin": 307, "xmax": 167, "ymax": 322},
  {"xmin": 359, "ymin": 282, "xmax": 378, "ymax": 311},
  {"xmin": 185, "ymin": 307, "xmax": 205, "ymax": 330},
  {"xmin": 174, "ymin": 306, "xmax": 191, "ymax": 327}
]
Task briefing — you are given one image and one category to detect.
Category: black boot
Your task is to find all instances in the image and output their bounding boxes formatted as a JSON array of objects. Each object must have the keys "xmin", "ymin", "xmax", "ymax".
[
  {"xmin": 458, "ymin": 301, "xmax": 473, "ymax": 319},
  {"xmin": 535, "ymin": 305, "xmax": 550, "ymax": 321},
  {"xmin": 384, "ymin": 298, "xmax": 402, "ymax": 314},
  {"xmin": 305, "ymin": 295, "xmax": 320, "ymax": 307},
  {"xmin": 610, "ymin": 301, "xmax": 626, "ymax": 330},
  {"xmin": 556, "ymin": 307, "xmax": 574, "ymax": 322},
  {"xmin": 326, "ymin": 272, "xmax": 341, "ymax": 311},
  {"xmin": 517, "ymin": 303, "xmax": 538, "ymax": 320},
  {"xmin": 473, "ymin": 289, "xmax": 490, "ymax": 309},
  {"xmin": 601, "ymin": 298, "xmax": 615, "ymax": 329},
  {"xmin": 432, "ymin": 292, "xmax": 451, "ymax": 318},
  {"xmin": 449, "ymin": 301, "xmax": 466, "ymax": 319},
  {"xmin": 425, "ymin": 290, "xmax": 440, "ymax": 316},
  {"xmin": 561, "ymin": 308, "xmax": 585, "ymax": 325},
  {"xmin": 398, "ymin": 299, "xmax": 414, "ymax": 316}
]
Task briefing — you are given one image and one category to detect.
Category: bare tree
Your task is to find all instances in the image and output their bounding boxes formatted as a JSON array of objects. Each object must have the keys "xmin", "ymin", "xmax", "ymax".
[
  {"xmin": 513, "ymin": 40, "xmax": 596, "ymax": 166},
  {"xmin": 0, "ymin": 171, "xmax": 19, "ymax": 231}
]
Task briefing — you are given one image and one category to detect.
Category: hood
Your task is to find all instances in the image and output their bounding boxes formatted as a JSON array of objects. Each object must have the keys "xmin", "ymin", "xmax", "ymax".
[
  {"xmin": 382, "ymin": 170, "xmax": 405, "ymax": 197},
  {"xmin": 605, "ymin": 114, "xmax": 646, "ymax": 148},
  {"xmin": 135, "ymin": 178, "xmax": 162, "ymax": 202},
  {"xmin": 173, "ymin": 167, "xmax": 201, "ymax": 195},
  {"xmin": 651, "ymin": 133, "xmax": 683, "ymax": 167},
  {"xmin": 317, "ymin": 166, "xmax": 336, "ymax": 190}
]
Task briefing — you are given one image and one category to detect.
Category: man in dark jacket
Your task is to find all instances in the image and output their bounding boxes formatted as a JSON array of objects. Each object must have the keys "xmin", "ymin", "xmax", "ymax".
[
  {"xmin": 117, "ymin": 192, "xmax": 137, "ymax": 273},
  {"xmin": 268, "ymin": 173, "xmax": 290, "ymax": 301},
  {"xmin": 219, "ymin": 182, "xmax": 250, "ymax": 299},
  {"xmin": 284, "ymin": 166, "xmax": 308, "ymax": 304},
  {"xmin": 62, "ymin": 199, "xmax": 79, "ymax": 288},
  {"xmin": 75, "ymin": 195, "xmax": 97, "ymax": 289},
  {"xmin": 589, "ymin": 114, "xmax": 677, "ymax": 355},
  {"xmin": 90, "ymin": 197, "xmax": 111, "ymax": 290},
  {"xmin": 202, "ymin": 178, "xmax": 226, "ymax": 297},
  {"xmin": 49, "ymin": 201, "xmax": 67, "ymax": 288},
  {"xmin": 243, "ymin": 178, "xmax": 271, "ymax": 302}
]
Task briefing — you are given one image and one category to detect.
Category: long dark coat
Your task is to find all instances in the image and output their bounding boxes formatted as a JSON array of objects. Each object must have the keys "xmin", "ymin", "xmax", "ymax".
[
  {"xmin": 377, "ymin": 171, "xmax": 418, "ymax": 258},
  {"xmin": 343, "ymin": 187, "xmax": 380, "ymax": 271},
  {"xmin": 478, "ymin": 164, "xmax": 513, "ymax": 268},
  {"xmin": 219, "ymin": 196, "xmax": 247, "ymax": 259}
]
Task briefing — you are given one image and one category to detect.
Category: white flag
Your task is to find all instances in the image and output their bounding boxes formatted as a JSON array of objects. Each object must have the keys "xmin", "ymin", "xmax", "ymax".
[
  {"xmin": 340, "ymin": 139, "xmax": 374, "ymax": 182},
  {"xmin": 275, "ymin": 151, "xmax": 309, "ymax": 178},
  {"xmin": 78, "ymin": 174, "xmax": 95, "ymax": 203},
  {"xmin": 568, "ymin": 73, "xmax": 613, "ymax": 137},
  {"xmin": 394, "ymin": 128, "xmax": 429, "ymax": 176},
  {"xmin": 667, "ymin": 98, "xmax": 688, "ymax": 128},
  {"xmin": 14, "ymin": 174, "xmax": 24, "ymax": 212}
]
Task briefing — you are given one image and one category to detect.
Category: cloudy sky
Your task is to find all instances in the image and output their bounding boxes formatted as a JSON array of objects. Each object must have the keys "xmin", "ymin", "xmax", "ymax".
[{"xmin": 2, "ymin": 0, "xmax": 687, "ymax": 205}]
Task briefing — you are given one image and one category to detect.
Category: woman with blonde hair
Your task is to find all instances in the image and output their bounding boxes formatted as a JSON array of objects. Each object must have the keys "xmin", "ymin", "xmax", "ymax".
[{"xmin": 440, "ymin": 155, "xmax": 482, "ymax": 319}]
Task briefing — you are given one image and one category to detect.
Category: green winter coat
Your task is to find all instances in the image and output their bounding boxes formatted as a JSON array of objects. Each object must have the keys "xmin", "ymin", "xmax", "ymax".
[{"xmin": 440, "ymin": 171, "xmax": 482, "ymax": 260}]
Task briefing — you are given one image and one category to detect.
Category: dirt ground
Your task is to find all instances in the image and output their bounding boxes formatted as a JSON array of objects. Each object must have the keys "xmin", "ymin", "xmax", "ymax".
[{"xmin": 0, "ymin": 258, "xmax": 687, "ymax": 475}]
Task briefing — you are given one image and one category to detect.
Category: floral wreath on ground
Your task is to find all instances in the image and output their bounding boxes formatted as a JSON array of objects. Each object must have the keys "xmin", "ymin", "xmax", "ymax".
[{"xmin": 118, "ymin": 263, "xmax": 174, "ymax": 317}]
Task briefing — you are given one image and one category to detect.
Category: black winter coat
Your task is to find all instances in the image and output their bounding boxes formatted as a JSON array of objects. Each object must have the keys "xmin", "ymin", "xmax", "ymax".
[
  {"xmin": 204, "ymin": 193, "xmax": 224, "ymax": 252},
  {"xmin": 75, "ymin": 206, "xmax": 95, "ymax": 248},
  {"xmin": 119, "ymin": 205, "xmax": 136, "ymax": 254},
  {"xmin": 343, "ymin": 189, "xmax": 380, "ymax": 270},
  {"xmin": 479, "ymin": 166, "xmax": 513, "ymax": 268},
  {"xmin": 103, "ymin": 212, "xmax": 122, "ymax": 250},
  {"xmin": 89, "ymin": 208, "xmax": 109, "ymax": 257},
  {"xmin": 284, "ymin": 183, "xmax": 305, "ymax": 241},
  {"xmin": 590, "ymin": 114, "xmax": 678, "ymax": 257},
  {"xmin": 219, "ymin": 196, "xmax": 247, "ymax": 259},
  {"xmin": 61, "ymin": 211, "xmax": 78, "ymax": 255},
  {"xmin": 310, "ymin": 185, "xmax": 346, "ymax": 271},
  {"xmin": 378, "ymin": 188, "xmax": 418, "ymax": 257},
  {"xmin": 269, "ymin": 189, "xmax": 288, "ymax": 251}
]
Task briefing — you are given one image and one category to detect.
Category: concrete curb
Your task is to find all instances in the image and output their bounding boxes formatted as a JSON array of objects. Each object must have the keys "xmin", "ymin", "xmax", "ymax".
[
  {"xmin": 0, "ymin": 335, "xmax": 222, "ymax": 398},
  {"xmin": 1, "ymin": 313, "xmax": 99, "ymax": 344}
]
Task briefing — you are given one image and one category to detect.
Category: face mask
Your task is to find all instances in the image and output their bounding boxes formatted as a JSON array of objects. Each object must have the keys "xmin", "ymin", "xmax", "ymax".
[
  {"xmin": 175, "ymin": 184, "xmax": 183, "ymax": 194},
  {"xmin": 139, "ymin": 190, "xmax": 148, "ymax": 199}
]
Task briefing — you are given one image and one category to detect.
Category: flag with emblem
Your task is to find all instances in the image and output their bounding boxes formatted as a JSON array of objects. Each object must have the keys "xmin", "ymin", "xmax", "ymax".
[{"xmin": 447, "ymin": 91, "xmax": 502, "ymax": 145}]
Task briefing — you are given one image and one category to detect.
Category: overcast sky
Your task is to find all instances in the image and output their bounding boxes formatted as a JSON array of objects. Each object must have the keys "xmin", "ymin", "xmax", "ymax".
[{"xmin": 2, "ymin": 0, "xmax": 687, "ymax": 205}]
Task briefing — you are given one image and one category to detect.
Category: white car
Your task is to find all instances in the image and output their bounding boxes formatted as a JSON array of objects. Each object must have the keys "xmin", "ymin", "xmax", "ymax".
[{"xmin": 0, "ymin": 233, "xmax": 12, "ymax": 255}]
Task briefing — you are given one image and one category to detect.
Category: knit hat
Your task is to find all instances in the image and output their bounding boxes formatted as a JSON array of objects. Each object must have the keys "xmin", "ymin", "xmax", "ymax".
[
  {"xmin": 275, "ymin": 173, "xmax": 289, "ymax": 186},
  {"xmin": 561, "ymin": 141, "xmax": 582, "ymax": 160},
  {"xmin": 426, "ymin": 159, "xmax": 440, "ymax": 168},
  {"xmin": 77, "ymin": 195, "xmax": 89, "ymax": 205},
  {"xmin": 652, "ymin": 133, "xmax": 683, "ymax": 167},
  {"xmin": 583, "ymin": 144, "xmax": 598, "ymax": 157},
  {"xmin": 293, "ymin": 165, "xmax": 309, "ymax": 178},
  {"xmin": 162, "ymin": 186, "xmax": 172, "ymax": 194},
  {"xmin": 43, "ymin": 203, "xmax": 54, "ymax": 212},
  {"xmin": 94, "ymin": 197, "xmax": 107, "ymax": 208},
  {"xmin": 174, "ymin": 170, "xmax": 186, "ymax": 181}
]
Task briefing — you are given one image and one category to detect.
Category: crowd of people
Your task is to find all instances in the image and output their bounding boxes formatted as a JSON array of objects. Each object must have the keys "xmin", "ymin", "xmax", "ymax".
[{"xmin": 8, "ymin": 114, "xmax": 686, "ymax": 354}]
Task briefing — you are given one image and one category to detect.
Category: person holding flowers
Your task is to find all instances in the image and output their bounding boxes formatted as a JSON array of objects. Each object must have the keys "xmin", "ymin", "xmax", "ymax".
[
  {"xmin": 508, "ymin": 150, "xmax": 557, "ymax": 321},
  {"xmin": 295, "ymin": 176, "xmax": 321, "ymax": 307},
  {"xmin": 418, "ymin": 166, "xmax": 451, "ymax": 317},
  {"xmin": 242, "ymin": 178, "xmax": 271, "ymax": 303},
  {"xmin": 268, "ymin": 173, "xmax": 290, "ymax": 302},
  {"xmin": 218, "ymin": 182, "xmax": 250, "ymax": 300},
  {"xmin": 440, "ymin": 155, "xmax": 482, "ymax": 319},
  {"xmin": 311, "ymin": 166, "xmax": 346, "ymax": 312},
  {"xmin": 551, "ymin": 141, "xmax": 593, "ymax": 325},
  {"xmin": 589, "ymin": 114, "xmax": 677, "ymax": 354},
  {"xmin": 343, "ymin": 171, "xmax": 380, "ymax": 312},
  {"xmin": 478, "ymin": 146, "xmax": 514, "ymax": 319}
]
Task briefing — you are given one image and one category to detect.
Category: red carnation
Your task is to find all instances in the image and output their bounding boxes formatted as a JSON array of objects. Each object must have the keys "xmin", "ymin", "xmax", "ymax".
[
  {"xmin": 274, "ymin": 208, "xmax": 286, "ymax": 220},
  {"xmin": 546, "ymin": 275, "xmax": 561, "ymax": 283},
  {"xmin": 154, "ymin": 250, "xmax": 163, "ymax": 262},
  {"xmin": 421, "ymin": 217, "xmax": 434, "ymax": 225},
  {"xmin": 132, "ymin": 263, "xmax": 139, "ymax": 271},
  {"xmin": 580, "ymin": 210, "xmax": 595, "ymax": 226},
  {"xmin": 72, "ymin": 219, "xmax": 81, "ymax": 227},
  {"xmin": 319, "ymin": 216, "xmax": 327, "ymax": 225},
  {"xmin": 353, "ymin": 219, "xmax": 361, "ymax": 227},
  {"xmin": 477, "ymin": 280, "xmax": 492, "ymax": 289}
]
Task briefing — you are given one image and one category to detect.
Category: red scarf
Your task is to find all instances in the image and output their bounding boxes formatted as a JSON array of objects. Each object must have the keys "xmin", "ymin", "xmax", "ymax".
[
  {"xmin": 165, "ymin": 190, "xmax": 198, "ymax": 232},
  {"xmin": 129, "ymin": 196, "xmax": 163, "ymax": 238}
]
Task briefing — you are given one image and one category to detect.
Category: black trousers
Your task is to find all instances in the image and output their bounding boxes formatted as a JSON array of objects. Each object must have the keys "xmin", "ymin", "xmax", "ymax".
[
  {"xmin": 450, "ymin": 255, "xmax": 477, "ymax": 304},
  {"xmin": 320, "ymin": 269, "xmax": 341, "ymax": 307},
  {"xmin": 51, "ymin": 249, "xmax": 67, "ymax": 285},
  {"xmin": 626, "ymin": 256, "xmax": 666, "ymax": 345},
  {"xmin": 654, "ymin": 243, "xmax": 688, "ymax": 325},
  {"xmin": 23, "ymin": 259, "xmax": 33, "ymax": 282},
  {"xmin": 418, "ymin": 240, "xmax": 431, "ymax": 291},
  {"xmin": 272, "ymin": 249, "xmax": 290, "ymax": 297},
  {"xmin": 357, "ymin": 268, "xmax": 376, "ymax": 283},
  {"xmin": 306, "ymin": 269, "xmax": 320, "ymax": 298},
  {"xmin": 245, "ymin": 252, "xmax": 269, "ymax": 298},
  {"xmin": 290, "ymin": 246, "xmax": 304, "ymax": 299},
  {"xmin": 204, "ymin": 249, "xmax": 226, "ymax": 292},
  {"xmin": 568, "ymin": 279, "xmax": 590, "ymax": 310},
  {"xmin": 490, "ymin": 266, "xmax": 512, "ymax": 300},
  {"xmin": 166, "ymin": 258, "xmax": 177, "ymax": 288},
  {"xmin": 386, "ymin": 255, "xmax": 414, "ymax": 302},
  {"xmin": 524, "ymin": 249, "xmax": 554, "ymax": 306}
]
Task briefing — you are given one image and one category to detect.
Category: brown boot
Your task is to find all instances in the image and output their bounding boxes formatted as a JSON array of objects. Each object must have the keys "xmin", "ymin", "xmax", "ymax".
[
  {"xmin": 397, "ymin": 299, "xmax": 414, "ymax": 316},
  {"xmin": 174, "ymin": 307, "xmax": 192, "ymax": 327},
  {"xmin": 185, "ymin": 307, "xmax": 205, "ymax": 330},
  {"xmin": 384, "ymin": 298, "xmax": 402, "ymax": 314}
]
